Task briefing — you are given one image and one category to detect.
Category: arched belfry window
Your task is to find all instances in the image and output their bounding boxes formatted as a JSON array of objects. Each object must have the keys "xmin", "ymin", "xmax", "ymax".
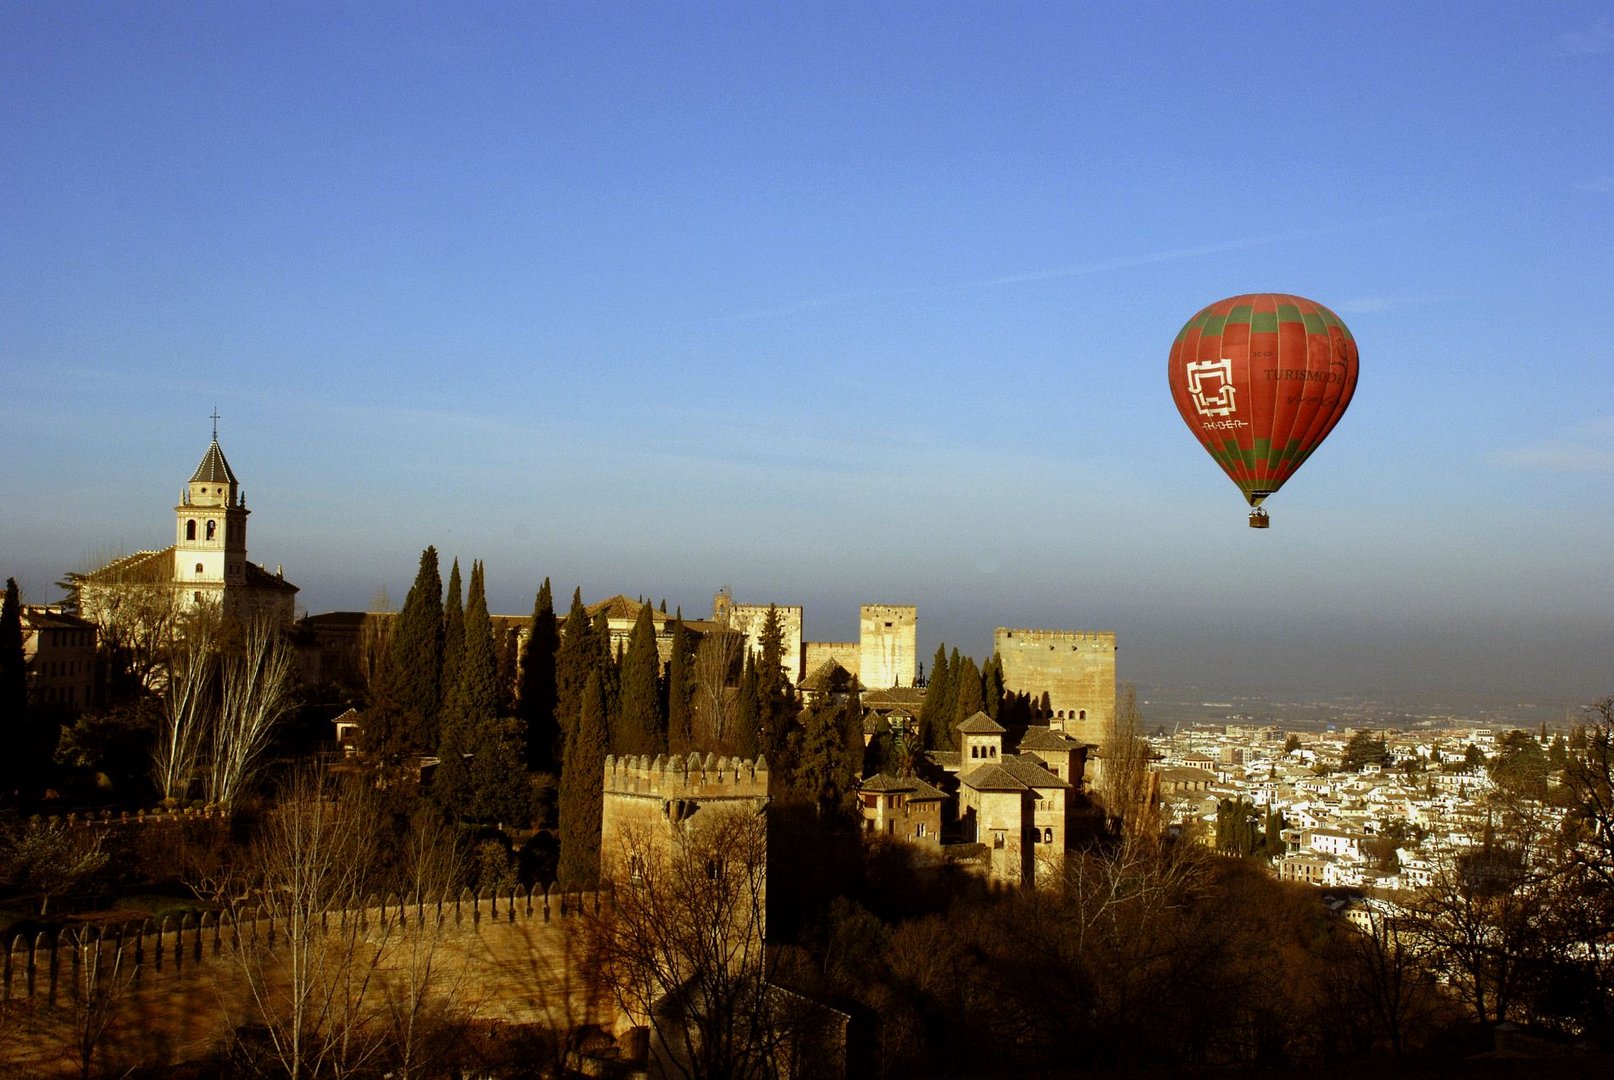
[
  {"xmin": 186, "ymin": 520, "xmax": 197, "ymax": 541},
  {"xmin": 206, "ymin": 520, "xmax": 217, "ymax": 541}
]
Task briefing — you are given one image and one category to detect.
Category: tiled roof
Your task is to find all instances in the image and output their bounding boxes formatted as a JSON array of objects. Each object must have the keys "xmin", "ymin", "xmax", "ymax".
[
  {"xmin": 862, "ymin": 687, "xmax": 925, "ymax": 706},
  {"xmin": 1001, "ymin": 754, "xmax": 1069, "ymax": 789},
  {"xmin": 586, "ymin": 594, "xmax": 651, "ymax": 621},
  {"xmin": 243, "ymin": 562, "xmax": 299, "ymax": 593},
  {"xmin": 957, "ymin": 711, "xmax": 1004, "ymax": 734},
  {"xmin": 858, "ymin": 773, "xmax": 946, "ymax": 800},
  {"xmin": 189, "ymin": 440, "xmax": 238, "ymax": 485},
  {"xmin": 799, "ymin": 659, "xmax": 860, "ymax": 693},
  {"xmin": 78, "ymin": 548, "xmax": 173, "ymax": 584},
  {"xmin": 1017, "ymin": 726, "xmax": 1082, "ymax": 751},
  {"xmin": 959, "ymin": 763, "xmax": 1028, "ymax": 792}
]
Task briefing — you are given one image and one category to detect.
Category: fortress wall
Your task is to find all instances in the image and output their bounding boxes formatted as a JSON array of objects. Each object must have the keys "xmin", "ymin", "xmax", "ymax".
[
  {"xmin": 858, "ymin": 605, "xmax": 916, "ymax": 689},
  {"xmin": 0, "ymin": 887, "xmax": 612, "ymax": 1077},
  {"xmin": 600, "ymin": 753, "xmax": 770, "ymax": 882},
  {"xmin": 803, "ymin": 641, "xmax": 859, "ymax": 679},
  {"xmin": 994, "ymin": 628, "xmax": 1117, "ymax": 746},
  {"xmin": 727, "ymin": 604, "xmax": 804, "ymax": 686}
]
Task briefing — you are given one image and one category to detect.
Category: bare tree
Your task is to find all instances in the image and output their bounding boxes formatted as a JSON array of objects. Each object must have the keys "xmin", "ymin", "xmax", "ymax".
[
  {"xmin": 356, "ymin": 612, "xmax": 395, "ymax": 696},
  {"xmin": 1402, "ymin": 798, "xmax": 1560, "ymax": 1027},
  {"xmin": 1098, "ymin": 684, "xmax": 1159, "ymax": 837},
  {"xmin": 223, "ymin": 769, "xmax": 390, "ymax": 1080},
  {"xmin": 153, "ymin": 607, "xmax": 219, "ymax": 805},
  {"xmin": 207, "ymin": 615, "xmax": 297, "ymax": 808},
  {"xmin": 66, "ymin": 552, "xmax": 183, "ymax": 694},
  {"xmin": 0, "ymin": 818, "xmax": 109, "ymax": 916},
  {"xmin": 588, "ymin": 806, "xmax": 779, "ymax": 1080},
  {"xmin": 61, "ymin": 927, "xmax": 137, "ymax": 1080},
  {"xmin": 376, "ymin": 819, "xmax": 467, "ymax": 1080},
  {"xmin": 691, "ymin": 629, "xmax": 744, "ymax": 751}
]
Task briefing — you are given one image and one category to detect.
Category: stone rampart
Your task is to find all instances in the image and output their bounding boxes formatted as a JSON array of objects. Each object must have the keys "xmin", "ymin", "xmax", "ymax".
[
  {"xmin": 0, "ymin": 885, "xmax": 612, "ymax": 1077},
  {"xmin": 859, "ymin": 604, "xmax": 916, "ymax": 689},
  {"xmin": 995, "ymin": 627, "xmax": 1117, "ymax": 746}
]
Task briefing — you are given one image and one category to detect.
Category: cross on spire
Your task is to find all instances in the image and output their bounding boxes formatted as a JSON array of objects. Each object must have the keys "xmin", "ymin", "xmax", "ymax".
[{"xmin": 210, "ymin": 407, "xmax": 220, "ymax": 441}]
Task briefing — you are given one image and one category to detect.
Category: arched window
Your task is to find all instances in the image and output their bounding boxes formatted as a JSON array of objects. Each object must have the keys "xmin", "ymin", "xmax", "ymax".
[
  {"xmin": 1044, "ymin": 827, "xmax": 1053, "ymax": 844},
  {"xmin": 195, "ymin": 563, "xmax": 204, "ymax": 575},
  {"xmin": 205, "ymin": 520, "xmax": 216, "ymax": 541},
  {"xmin": 1079, "ymin": 709, "xmax": 1087, "ymax": 721},
  {"xmin": 186, "ymin": 520, "xmax": 197, "ymax": 540}
]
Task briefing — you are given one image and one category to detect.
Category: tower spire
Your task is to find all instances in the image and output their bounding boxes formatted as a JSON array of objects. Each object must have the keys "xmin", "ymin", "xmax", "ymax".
[{"xmin": 210, "ymin": 406, "xmax": 220, "ymax": 442}]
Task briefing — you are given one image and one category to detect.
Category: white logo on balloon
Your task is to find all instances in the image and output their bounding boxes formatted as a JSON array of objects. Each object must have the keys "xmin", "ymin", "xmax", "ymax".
[{"xmin": 1186, "ymin": 358, "xmax": 1238, "ymax": 417}]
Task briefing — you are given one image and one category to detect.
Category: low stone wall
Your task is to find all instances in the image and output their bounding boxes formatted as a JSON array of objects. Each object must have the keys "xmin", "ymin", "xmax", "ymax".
[{"xmin": 0, "ymin": 887, "xmax": 615, "ymax": 1077}]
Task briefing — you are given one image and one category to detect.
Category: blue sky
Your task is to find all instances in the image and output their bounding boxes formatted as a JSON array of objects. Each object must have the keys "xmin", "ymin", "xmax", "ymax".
[{"xmin": 4, "ymin": 2, "xmax": 1611, "ymax": 707}]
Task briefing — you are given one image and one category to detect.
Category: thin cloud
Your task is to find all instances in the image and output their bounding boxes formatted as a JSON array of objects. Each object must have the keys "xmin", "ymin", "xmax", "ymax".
[
  {"xmin": 1488, "ymin": 418, "xmax": 1614, "ymax": 472},
  {"xmin": 1554, "ymin": 16, "xmax": 1614, "ymax": 55},
  {"xmin": 1335, "ymin": 293, "xmax": 1462, "ymax": 314},
  {"xmin": 712, "ymin": 220, "xmax": 1395, "ymax": 324}
]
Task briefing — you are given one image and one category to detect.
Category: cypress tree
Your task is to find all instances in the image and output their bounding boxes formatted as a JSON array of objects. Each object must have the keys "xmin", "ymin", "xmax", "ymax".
[
  {"xmin": 553, "ymin": 589, "xmax": 595, "ymax": 751},
  {"xmin": 467, "ymin": 716, "xmax": 535, "ymax": 826},
  {"xmin": 982, "ymin": 653, "xmax": 1004, "ymax": 719},
  {"xmin": 459, "ymin": 562, "xmax": 500, "ymax": 720},
  {"xmin": 433, "ymin": 560, "xmax": 495, "ymax": 818},
  {"xmin": 441, "ymin": 559, "xmax": 464, "ymax": 711},
  {"xmin": 666, "ymin": 617, "xmax": 694, "ymax": 756},
  {"xmin": 919, "ymin": 645, "xmax": 953, "ymax": 750},
  {"xmin": 518, "ymin": 578, "xmax": 560, "ymax": 773},
  {"xmin": 792, "ymin": 698, "xmax": 856, "ymax": 815},
  {"xmin": 616, "ymin": 603, "xmax": 664, "ymax": 755},
  {"xmin": 0, "ymin": 578, "xmax": 25, "ymax": 723},
  {"xmin": 557, "ymin": 667, "xmax": 608, "ymax": 890},
  {"xmin": 1, "ymin": 578, "xmax": 30, "ymax": 797},
  {"xmin": 733, "ymin": 652, "xmax": 761, "ymax": 759},
  {"xmin": 391, "ymin": 546, "xmax": 444, "ymax": 751},
  {"xmin": 951, "ymin": 655, "xmax": 984, "ymax": 750},
  {"xmin": 757, "ymin": 605, "xmax": 799, "ymax": 768}
]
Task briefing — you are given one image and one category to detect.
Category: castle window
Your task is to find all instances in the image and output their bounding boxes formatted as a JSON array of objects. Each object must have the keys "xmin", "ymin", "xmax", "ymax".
[
  {"xmin": 195, "ymin": 563, "xmax": 204, "ymax": 575},
  {"xmin": 194, "ymin": 592, "xmax": 203, "ymax": 603},
  {"xmin": 1079, "ymin": 709, "xmax": 1087, "ymax": 721},
  {"xmin": 186, "ymin": 520, "xmax": 197, "ymax": 540},
  {"xmin": 206, "ymin": 520, "xmax": 216, "ymax": 541},
  {"xmin": 1044, "ymin": 828, "xmax": 1054, "ymax": 844}
]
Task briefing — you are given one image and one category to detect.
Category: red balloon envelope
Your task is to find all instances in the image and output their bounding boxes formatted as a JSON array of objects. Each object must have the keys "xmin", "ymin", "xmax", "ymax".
[{"xmin": 1167, "ymin": 293, "xmax": 1358, "ymax": 526}]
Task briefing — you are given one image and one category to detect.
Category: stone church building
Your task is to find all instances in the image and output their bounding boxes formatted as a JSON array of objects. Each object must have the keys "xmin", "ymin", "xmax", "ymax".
[{"xmin": 75, "ymin": 429, "xmax": 298, "ymax": 625}]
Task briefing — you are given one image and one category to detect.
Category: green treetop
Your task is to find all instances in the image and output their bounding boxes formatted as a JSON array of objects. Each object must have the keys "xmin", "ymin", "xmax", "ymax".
[
  {"xmin": 757, "ymin": 605, "xmax": 801, "ymax": 773},
  {"xmin": 732, "ymin": 652, "xmax": 761, "ymax": 760},
  {"xmin": 557, "ymin": 667, "xmax": 609, "ymax": 890},
  {"xmin": 666, "ymin": 616, "xmax": 694, "ymax": 756},
  {"xmin": 518, "ymin": 577, "xmax": 560, "ymax": 773},
  {"xmin": 553, "ymin": 589, "xmax": 596, "ymax": 751},
  {"xmin": 441, "ymin": 559, "xmax": 464, "ymax": 711},
  {"xmin": 951, "ymin": 655, "xmax": 984, "ymax": 750},
  {"xmin": 391, "ymin": 546, "xmax": 444, "ymax": 751},
  {"xmin": 615, "ymin": 602, "xmax": 666, "ymax": 756},
  {"xmin": 919, "ymin": 644, "xmax": 952, "ymax": 750}
]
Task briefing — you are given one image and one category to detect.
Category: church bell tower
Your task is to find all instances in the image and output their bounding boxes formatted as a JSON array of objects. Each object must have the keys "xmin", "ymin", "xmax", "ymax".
[{"xmin": 173, "ymin": 414, "xmax": 249, "ymax": 610}]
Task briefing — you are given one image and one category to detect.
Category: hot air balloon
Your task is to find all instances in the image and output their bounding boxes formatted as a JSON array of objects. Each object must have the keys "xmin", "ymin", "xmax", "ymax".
[{"xmin": 1167, "ymin": 293, "xmax": 1358, "ymax": 527}]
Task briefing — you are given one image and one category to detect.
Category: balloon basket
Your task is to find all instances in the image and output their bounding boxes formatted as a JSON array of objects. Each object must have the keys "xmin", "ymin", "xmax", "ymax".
[{"xmin": 1248, "ymin": 509, "xmax": 1270, "ymax": 529}]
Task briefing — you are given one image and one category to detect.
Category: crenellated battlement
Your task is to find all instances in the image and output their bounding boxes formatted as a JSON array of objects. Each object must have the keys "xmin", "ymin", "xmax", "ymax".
[
  {"xmin": 996, "ymin": 628, "xmax": 1116, "ymax": 647},
  {"xmin": 603, "ymin": 752, "xmax": 770, "ymax": 800}
]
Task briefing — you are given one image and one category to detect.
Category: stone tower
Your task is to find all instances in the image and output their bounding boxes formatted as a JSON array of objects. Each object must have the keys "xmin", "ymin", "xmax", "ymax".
[
  {"xmin": 173, "ymin": 429, "xmax": 250, "ymax": 613},
  {"xmin": 993, "ymin": 628, "xmax": 1117, "ymax": 746},
  {"xmin": 858, "ymin": 604, "xmax": 917, "ymax": 689}
]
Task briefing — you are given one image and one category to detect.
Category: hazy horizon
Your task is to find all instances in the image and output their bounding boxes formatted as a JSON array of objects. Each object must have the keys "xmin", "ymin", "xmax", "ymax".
[{"xmin": 5, "ymin": 4, "xmax": 1610, "ymax": 710}]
